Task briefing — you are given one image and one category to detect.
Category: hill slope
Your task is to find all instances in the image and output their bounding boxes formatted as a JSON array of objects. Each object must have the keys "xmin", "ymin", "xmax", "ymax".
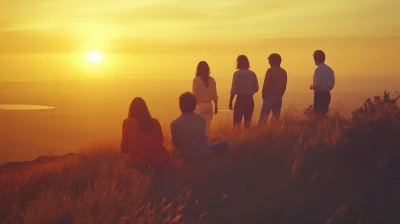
[{"xmin": 1, "ymin": 92, "xmax": 400, "ymax": 224}]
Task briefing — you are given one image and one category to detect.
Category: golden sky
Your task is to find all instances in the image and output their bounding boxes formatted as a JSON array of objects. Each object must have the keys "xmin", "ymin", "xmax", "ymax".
[{"xmin": 0, "ymin": 0, "xmax": 399, "ymax": 81}]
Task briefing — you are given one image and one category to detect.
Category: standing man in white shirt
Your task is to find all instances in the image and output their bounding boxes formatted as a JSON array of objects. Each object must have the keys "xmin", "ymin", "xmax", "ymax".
[{"xmin": 310, "ymin": 50, "xmax": 335, "ymax": 118}]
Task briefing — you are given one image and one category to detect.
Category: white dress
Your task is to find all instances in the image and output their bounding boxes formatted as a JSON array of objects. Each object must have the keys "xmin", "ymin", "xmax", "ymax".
[{"xmin": 192, "ymin": 76, "xmax": 218, "ymax": 132}]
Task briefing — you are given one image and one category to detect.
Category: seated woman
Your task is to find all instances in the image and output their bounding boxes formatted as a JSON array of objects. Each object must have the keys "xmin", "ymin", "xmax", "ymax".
[{"xmin": 121, "ymin": 97, "xmax": 174, "ymax": 171}]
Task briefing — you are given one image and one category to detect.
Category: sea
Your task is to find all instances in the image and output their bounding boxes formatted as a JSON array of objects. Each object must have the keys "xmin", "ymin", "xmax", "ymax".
[{"xmin": 0, "ymin": 76, "xmax": 397, "ymax": 163}]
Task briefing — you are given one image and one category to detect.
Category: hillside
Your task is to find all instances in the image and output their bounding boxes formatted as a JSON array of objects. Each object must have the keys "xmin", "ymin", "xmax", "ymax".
[{"xmin": 1, "ymin": 91, "xmax": 400, "ymax": 224}]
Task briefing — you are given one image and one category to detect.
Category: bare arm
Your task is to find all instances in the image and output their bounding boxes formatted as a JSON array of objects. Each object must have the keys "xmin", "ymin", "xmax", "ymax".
[
  {"xmin": 311, "ymin": 68, "xmax": 319, "ymax": 90},
  {"xmin": 229, "ymin": 93, "xmax": 235, "ymax": 110},
  {"xmin": 254, "ymin": 72, "xmax": 259, "ymax": 94},
  {"xmin": 212, "ymin": 78, "xmax": 218, "ymax": 103},
  {"xmin": 229, "ymin": 73, "xmax": 237, "ymax": 109},
  {"xmin": 282, "ymin": 71, "xmax": 288, "ymax": 95},
  {"xmin": 192, "ymin": 78, "xmax": 198, "ymax": 95},
  {"xmin": 230, "ymin": 72, "xmax": 237, "ymax": 95},
  {"xmin": 262, "ymin": 69, "xmax": 271, "ymax": 97},
  {"xmin": 212, "ymin": 79, "xmax": 218, "ymax": 113},
  {"xmin": 170, "ymin": 122, "xmax": 178, "ymax": 149}
]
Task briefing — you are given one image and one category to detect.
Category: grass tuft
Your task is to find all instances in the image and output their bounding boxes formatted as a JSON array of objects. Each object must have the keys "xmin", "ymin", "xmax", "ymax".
[{"xmin": 1, "ymin": 91, "xmax": 400, "ymax": 223}]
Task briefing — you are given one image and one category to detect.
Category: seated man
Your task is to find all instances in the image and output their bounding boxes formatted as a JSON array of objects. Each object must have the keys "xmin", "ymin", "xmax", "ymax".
[{"xmin": 171, "ymin": 92, "xmax": 229, "ymax": 160}]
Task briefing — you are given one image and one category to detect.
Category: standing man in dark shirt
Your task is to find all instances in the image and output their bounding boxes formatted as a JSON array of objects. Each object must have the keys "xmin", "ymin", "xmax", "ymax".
[{"xmin": 258, "ymin": 53, "xmax": 287, "ymax": 126}]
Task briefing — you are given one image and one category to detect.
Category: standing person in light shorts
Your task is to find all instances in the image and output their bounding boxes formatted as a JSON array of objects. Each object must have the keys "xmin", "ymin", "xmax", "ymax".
[
  {"xmin": 258, "ymin": 53, "xmax": 287, "ymax": 126},
  {"xmin": 229, "ymin": 55, "xmax": 259, "ymax": 129},
  {"xmin": 192, "ymin": 61, "xmax": 218, "ymax": 133}
]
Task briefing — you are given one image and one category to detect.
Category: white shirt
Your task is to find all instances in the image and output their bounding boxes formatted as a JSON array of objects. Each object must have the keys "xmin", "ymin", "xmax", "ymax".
[
  {"xmin": 170, "ymin": 113, "xmax": 211, "ymax": 159},
  {"xmin": 313, "ymin": 63, "xmax": 335, "ymax": 92},
  {"xmin": 230, "ymin": 69, "xmax": 259, "ymax": 96},
  {"xmin": 192, "ymin": 76, "xmax": 218, "ymax": 103}
]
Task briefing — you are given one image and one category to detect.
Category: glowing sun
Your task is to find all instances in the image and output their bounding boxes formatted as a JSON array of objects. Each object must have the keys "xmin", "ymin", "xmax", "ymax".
[{"xmin": 87, "ymin": 51, "xmax": 103, "ymax": 63}]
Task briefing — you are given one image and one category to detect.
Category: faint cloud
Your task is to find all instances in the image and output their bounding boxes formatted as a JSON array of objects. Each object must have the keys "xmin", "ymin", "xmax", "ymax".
[
  {"xmin": 0, "ymin": 21, "xmax": 20, "ymax": 31},
  {"xmin": 85, "ymin": 0, "xmax": 319, "ymax": 26},
  {"xmin": 0, "ymin": 28, "xmax": 78, "ymax": 54},
  {"xmin": 1, "ymin": 0, "xmax": 399, "ymax": 46}
]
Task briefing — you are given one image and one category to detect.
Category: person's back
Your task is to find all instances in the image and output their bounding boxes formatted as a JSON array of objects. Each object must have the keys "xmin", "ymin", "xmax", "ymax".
[
  {"xmin": 262, "ymin": 67, "xmax": 287, "ymax": 98},
  {"xmin": 122, "ymin": 118, "xmax": 172, "ymax": 166},
  {"xmin": 192, "ymin": 71, "xmax": 218, "ymax": 132},
  {"xmin": 229, "ymin": 55, "xmax": 259, "ymax": 129},
  {"xmin": 171, "ymin": 112, "xmax": 209, "ymax": 159},
  {"xmin": 258, "ymin": 53, "xmax": 287, "ymax": 126},
  {"xmin": 313, "ymin": 63, "xmax": 335, "ymax": 92},
  {"xmin": 193, "ymin": 76, "xmax": 217, "ymax": 103},
  {"xmin": 231, "ymin": 69, "xmax": 259, "ymax": 97}
]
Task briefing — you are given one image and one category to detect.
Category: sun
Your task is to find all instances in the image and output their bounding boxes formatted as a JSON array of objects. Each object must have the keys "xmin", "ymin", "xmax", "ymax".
[{"xmin": 87, "ymin": 51, "xmax": 103, "ymax": 63}]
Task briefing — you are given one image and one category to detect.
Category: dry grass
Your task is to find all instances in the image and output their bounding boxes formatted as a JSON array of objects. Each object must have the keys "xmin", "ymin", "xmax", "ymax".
[{"xmin": 1, "ymin": 91, "xmax": 400, "ymax": 224}]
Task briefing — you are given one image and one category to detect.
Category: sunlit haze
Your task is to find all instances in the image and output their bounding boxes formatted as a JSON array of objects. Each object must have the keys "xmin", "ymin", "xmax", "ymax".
[
  {"xmin": 0, "ymin": 0, "xmax": 399, "ymax": 162},
  {"xmin": 1, "ymin": 2, "xmax": 400, "ymax": 222},
  {"xmin": 0, "ymin": 0, "xmax": 399, "ymax": 81}
]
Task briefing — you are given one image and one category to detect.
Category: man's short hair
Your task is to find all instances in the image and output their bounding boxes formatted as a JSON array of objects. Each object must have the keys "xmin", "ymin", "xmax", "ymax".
[
  {"xmin": 179, "ymin": 92, "xmax": 197, "ymax": 113},
  {"xmin": 268, "ymin": 53, "xmax": 282, "ymax": 66},
  {"xmin": 313, "ymin": 50, "xmax": 326, "ymax": 63}
]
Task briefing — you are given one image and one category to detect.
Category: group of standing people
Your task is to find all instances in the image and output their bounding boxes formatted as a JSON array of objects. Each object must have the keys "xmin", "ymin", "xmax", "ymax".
[
  {"xmin": 120, "ymin": 50, "xmax": 335, "ymax": 169},
  {"xmin": 193, "ymin": 49, "xmax": 335, "ymax": 131}
]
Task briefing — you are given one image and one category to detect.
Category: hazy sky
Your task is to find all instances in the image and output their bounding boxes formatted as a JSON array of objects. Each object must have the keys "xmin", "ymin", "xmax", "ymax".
[{"xmin": 0, "ymin": 0, "xmax": 399, "ymax": 81}]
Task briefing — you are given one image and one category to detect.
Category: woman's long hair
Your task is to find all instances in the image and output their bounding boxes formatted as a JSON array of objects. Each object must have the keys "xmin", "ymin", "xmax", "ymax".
[
  {"xmin": 128, "ymin": 97, "xmax": 153, "ymax": 132},
  {"xmin": 196, "ymin": 61, "xmax": 210, "ymax": 87},
  {"xmin": 236, "ymin": 55, "xmax": 250, "ymax": 69}
]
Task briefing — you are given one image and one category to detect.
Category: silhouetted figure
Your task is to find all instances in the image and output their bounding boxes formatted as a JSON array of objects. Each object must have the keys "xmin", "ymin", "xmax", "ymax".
[
  {"xmin": 258, "ymin": 53, "xmax": 287, "ymax": 126},
  {"xmin": 192, "ymin": 61, "xmax": 218, "ymax": 133},
  {"xmin": 310, "ymin": 50, "xmax": 335, "ymax": 118},
  {"xmin": 171, "ymin": 92, "xmax": 229, "ymax": 160},
  {"xmin": 229, "ymin": 55, "xmax": 259, "ymax": 129},
  {"xmin": 121, "ymin": 97, "xmax": 174, "ymax": 170}
]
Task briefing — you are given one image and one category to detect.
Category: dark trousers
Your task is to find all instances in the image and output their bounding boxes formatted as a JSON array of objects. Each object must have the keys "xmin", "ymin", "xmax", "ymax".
[
  {"xmin": 182, "ymin": 141, "xmax": 230, "ymax": 165},
  {"xmin": 233, "ymin": 95, "xmax": 254, "ymax": 128},
  {"xmin": 209, "ymin": 141, "xmax": 229, "ymax": 154},
  {"xmin": 314, "ymin": 91, "xmax": 331, "ymax": 115}
]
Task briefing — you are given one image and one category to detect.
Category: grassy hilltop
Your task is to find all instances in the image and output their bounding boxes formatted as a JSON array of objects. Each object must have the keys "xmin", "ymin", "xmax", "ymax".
[{"xmin": 1, "ymin": 91, "xmax": 400, "ymax": 224}]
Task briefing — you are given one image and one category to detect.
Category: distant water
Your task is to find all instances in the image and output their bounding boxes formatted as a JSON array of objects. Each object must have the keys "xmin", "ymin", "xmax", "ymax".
[
  {"xmin": 0, "ymin": 78, "xmax": 397, "ymax": 163},
  {"xmin": 0, "ymin": 104, "xmax": 55, "ymax": 110}
]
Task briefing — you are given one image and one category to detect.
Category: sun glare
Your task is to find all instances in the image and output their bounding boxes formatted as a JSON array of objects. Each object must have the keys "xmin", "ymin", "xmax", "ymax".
[{"xmin": 87, "ymin": 51, "xmax": 103, "ymax": 63}]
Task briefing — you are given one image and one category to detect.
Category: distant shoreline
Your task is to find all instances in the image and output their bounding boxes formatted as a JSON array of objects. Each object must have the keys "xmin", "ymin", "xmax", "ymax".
[{"xmin": 0, "ymin": 153, "xmax": 75, "ymax": 171}]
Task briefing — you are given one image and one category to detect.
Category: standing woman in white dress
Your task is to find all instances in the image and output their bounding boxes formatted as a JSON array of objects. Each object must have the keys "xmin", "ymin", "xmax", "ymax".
[{"xmin": 192, "ymin": 61, "xmax": 218, "ymax": 133}]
